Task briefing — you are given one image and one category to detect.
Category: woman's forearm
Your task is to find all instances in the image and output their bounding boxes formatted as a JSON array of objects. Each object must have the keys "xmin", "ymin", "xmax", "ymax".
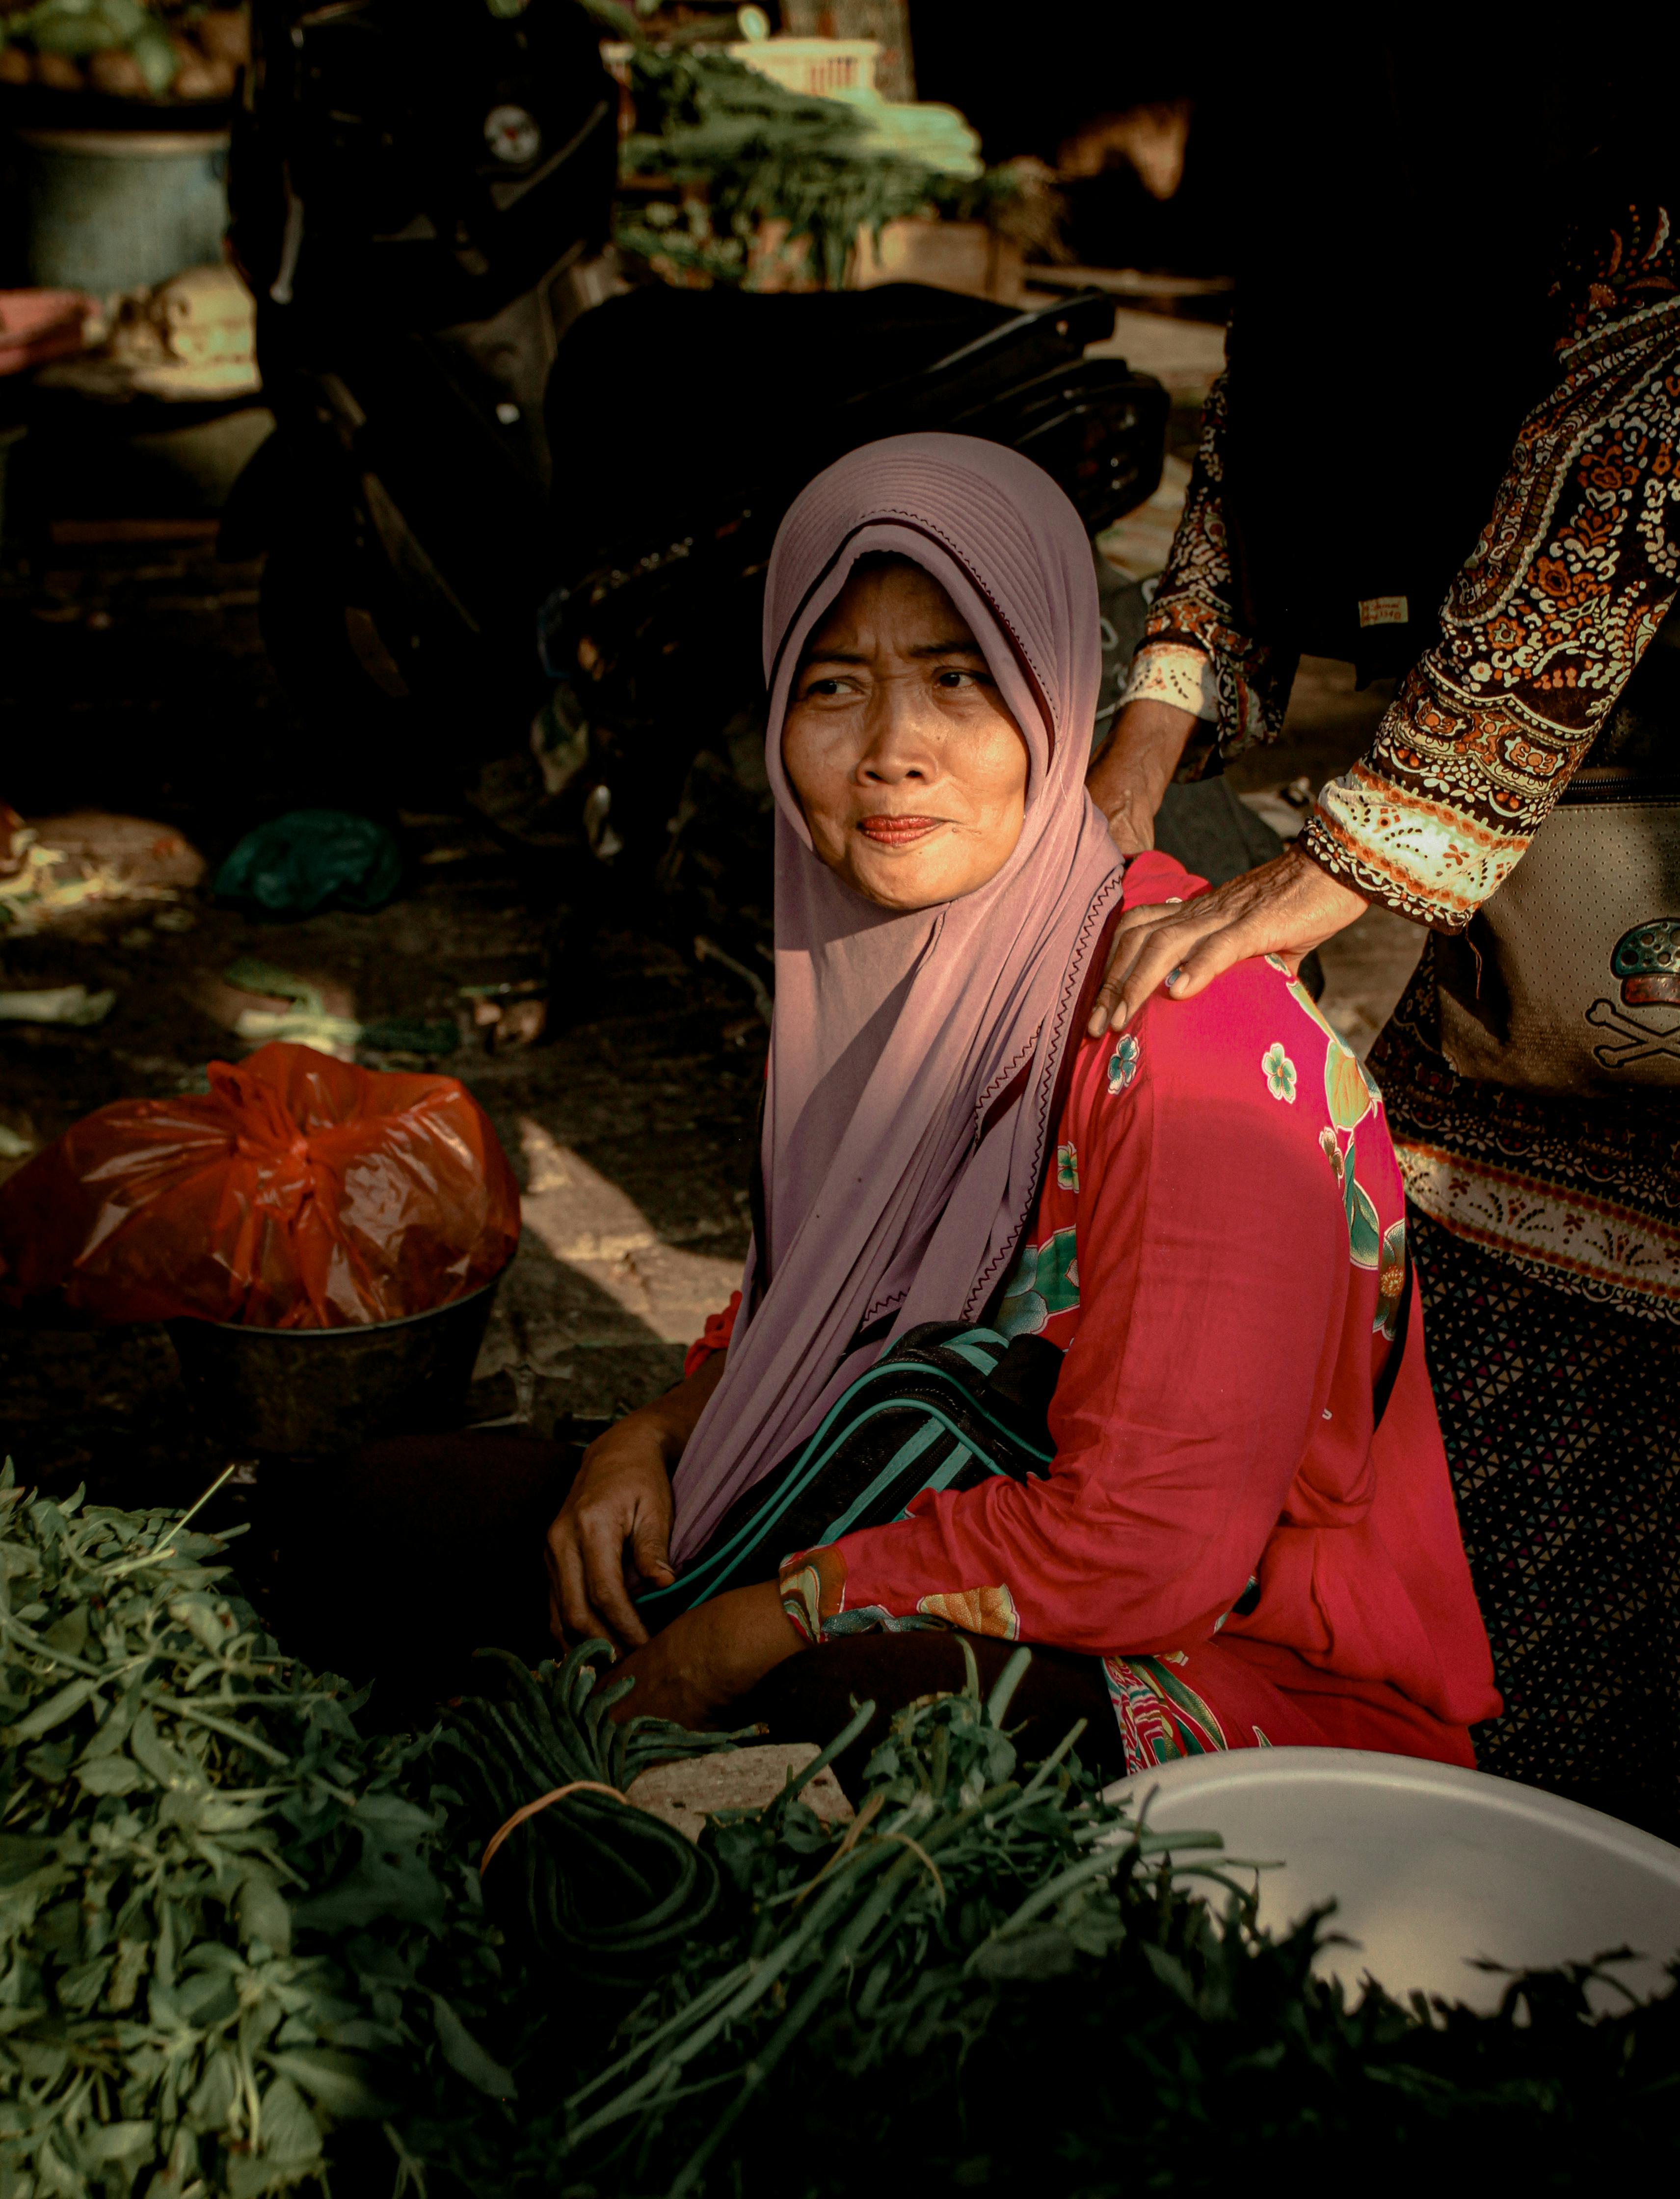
[
  {"xmin": 637, "ymin": 1346, "xmax": 728, "ymax": 1464},
  {"xmin": 1087, "ymin": 697, "xmax": 1201, "ymax": 849}
]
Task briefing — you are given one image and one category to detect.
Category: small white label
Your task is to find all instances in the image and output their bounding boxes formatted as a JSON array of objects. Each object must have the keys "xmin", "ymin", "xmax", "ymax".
[{"xmin": 1358, "ymin": 594, "xmax": 1410, "ymax": 628}]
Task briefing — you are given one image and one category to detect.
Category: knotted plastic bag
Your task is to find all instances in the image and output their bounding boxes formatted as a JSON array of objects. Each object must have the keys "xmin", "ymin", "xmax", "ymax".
[{"xmin": 0, "ymin": 1042, "xmax": 520, "ymax": 1328}]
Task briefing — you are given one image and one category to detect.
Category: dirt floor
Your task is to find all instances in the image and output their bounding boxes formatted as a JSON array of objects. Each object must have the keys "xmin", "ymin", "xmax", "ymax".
[
  {"xmin": 0, "ymin": 482, "xmax": 1425, "ymax": 1560},
  {"xmin": 0, "ymin": 527, "xmax": 755, "ymax": 1542}
]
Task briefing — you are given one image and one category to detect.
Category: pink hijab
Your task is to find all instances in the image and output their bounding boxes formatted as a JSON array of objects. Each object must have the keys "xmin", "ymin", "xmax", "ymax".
[{"xmin": 669, "ymin": 432, "xmax": 1121, "ymax": 1562}]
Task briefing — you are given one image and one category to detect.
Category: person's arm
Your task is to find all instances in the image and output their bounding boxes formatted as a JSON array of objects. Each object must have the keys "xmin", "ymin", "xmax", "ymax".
[
  {"xmin": 1086, "ymin": 697, "xmax": 1201, "ymax": 854},
  {"xmin": 1088, "ymin": 371, "xmax": 1298, "ymax": 850},
  {"xmin": 607, "ymin": 1575, "xmax": 805, "ymax": 1727},
  {"xmin": 1091, "ymin": 233, "xmax": 1680, "ymax": 1036},
  {"xmin": 778, "ymin": 972, "xmax": 1353, "ymax": 1657},
  {"xmin": 545, "ymin": 1345, "xmax": 726, "ymax": 1647}
]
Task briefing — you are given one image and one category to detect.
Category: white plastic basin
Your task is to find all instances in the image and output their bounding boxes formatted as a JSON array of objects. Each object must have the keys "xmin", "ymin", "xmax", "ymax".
[{"xmin": 1102, "ymin": 1746, "xmax": 1680, "ymax": 2011}]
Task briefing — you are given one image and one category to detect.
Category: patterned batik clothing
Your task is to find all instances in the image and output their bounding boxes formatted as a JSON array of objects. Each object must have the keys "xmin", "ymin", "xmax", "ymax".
[
  {"xmin": 761, "ymin": 853, "xmax": 1499, "ymax": 1777},
  {"xmin": 1121, "ymin": 191, "xmax": 1680, "ymax": 1324},
  {"xmin": 1130, "ymin": 211, "xmax": 1680, "ymax": 928},
  {"xmin": 1409, "ymin": 1210, "xmax": 1680, "ymax": 1844}
]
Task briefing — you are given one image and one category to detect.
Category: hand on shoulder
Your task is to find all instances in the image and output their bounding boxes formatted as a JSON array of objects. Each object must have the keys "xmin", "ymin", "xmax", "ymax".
[{"xmin": 1089, "ymin": 845, "xmax": 1374, "ymax": 1040}]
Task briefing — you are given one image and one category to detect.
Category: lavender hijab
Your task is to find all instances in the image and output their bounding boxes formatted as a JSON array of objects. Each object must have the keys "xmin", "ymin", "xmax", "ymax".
[{"xmin": 669, "ymin": 432, "xmax": 1121, "ymax": 1563}]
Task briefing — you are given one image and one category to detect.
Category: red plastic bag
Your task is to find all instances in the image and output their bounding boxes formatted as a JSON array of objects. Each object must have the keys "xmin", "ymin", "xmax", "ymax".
[{"xmin": 0, "ymin": 1042, "xmax": 521, "ymax": 1328}]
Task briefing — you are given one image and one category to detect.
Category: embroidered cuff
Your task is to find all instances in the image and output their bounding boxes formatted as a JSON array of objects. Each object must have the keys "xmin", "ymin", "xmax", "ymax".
[
  {"xmin": 777, "ymin": 1545, "xmax": 946, "ymax": 1643},
  {"xmin": 1302, "ymin": 766, "xmax": 1527, "ymax": 932},
  {"xmin": 1120, "ymin": 641, "xmax": 1221, "ymax": 722},
  {"xmin": 778, "ymin": 1546, "xmax": 847, "ymax": 1645}
]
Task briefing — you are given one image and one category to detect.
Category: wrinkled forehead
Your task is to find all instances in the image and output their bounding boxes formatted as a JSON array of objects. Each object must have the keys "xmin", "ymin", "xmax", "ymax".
[
  {"xmin": 794, "ymin": 550, "xmax": 978, "ymax": 662},
  {"xmin": 767, "ymin": 523, "xmax": 1056, "ymax": 783}
]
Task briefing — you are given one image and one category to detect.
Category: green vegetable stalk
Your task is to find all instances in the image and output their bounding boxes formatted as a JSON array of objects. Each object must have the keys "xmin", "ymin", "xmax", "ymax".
[
  {"xmin": 432, "ymin": 1644, "xmax": 746, "ymax": 1992},
  {"xmin": 542, "ymin": 1645, "xmax": 1228, "ymax": 2192},
  {"xmin": 615, "ymin": 46, "xmax": 954, "ymax": 291},
  {"xmin": 0, "ymin": 1464, "xmax": 514, "ymax": 2199}
]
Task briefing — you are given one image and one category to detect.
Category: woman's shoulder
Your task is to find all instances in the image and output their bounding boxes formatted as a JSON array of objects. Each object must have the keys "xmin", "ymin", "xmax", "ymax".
[
  {"xmin": 1073, "ymin": 853, "xmax": 1380, "ymax": 1139},
  {"xmin": 1079, "ymin": 952, "xmax": 1364, "ymax": 1116}
]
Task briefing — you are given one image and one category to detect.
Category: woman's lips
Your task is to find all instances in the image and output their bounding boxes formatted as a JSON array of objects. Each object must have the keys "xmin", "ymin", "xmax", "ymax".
[{"xmin": 855, "ymin": 814, "xmax": 942, "ymax": 847}]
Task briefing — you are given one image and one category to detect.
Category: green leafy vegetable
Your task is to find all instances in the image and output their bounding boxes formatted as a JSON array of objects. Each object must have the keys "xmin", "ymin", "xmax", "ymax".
[
  {"xmin": 0, "ymin": 1464, "xmax": 510, "ymax": 2199},
  {"xmin": 6, "ymin": 1464, "xmax": 1679, "ymax": 2198},
  {"xmin": 615, "ymin": 46, "xmax": 957, "ymax": 290}
]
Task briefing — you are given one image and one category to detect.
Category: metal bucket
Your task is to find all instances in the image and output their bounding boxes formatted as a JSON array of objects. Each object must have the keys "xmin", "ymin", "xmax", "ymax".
[
  {"xmin": 166, "ymin": 1271, "xmax": 506, "ymax": 1460},
  {"xmin": 15, "ymin": 129, "xmax": 230, "ymax": 295}
]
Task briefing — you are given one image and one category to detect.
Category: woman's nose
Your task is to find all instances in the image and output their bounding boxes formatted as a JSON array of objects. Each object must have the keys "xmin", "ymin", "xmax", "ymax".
[{"xmin": 857, "ymin": 683, "xmax": 937, "ymax": 779}]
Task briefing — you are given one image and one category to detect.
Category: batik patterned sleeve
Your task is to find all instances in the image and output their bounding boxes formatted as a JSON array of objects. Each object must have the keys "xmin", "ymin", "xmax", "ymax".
[
  {"xmin": 1120, "ymin": 371, "xmax": 1299, "ymax": 754},
  {"xmin": 1301, "ymin": 207, "xmax": 1680, "ymax": 929}
]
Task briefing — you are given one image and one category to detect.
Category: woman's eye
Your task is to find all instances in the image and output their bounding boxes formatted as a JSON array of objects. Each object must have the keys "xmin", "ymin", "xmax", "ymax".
[
  {"xmin": 805, "ymin": 677, "xmax": 845, "ymax": 697},
  {"xmin": 935, "ymin": 668, "xmax": 979, "ymax": 690}
]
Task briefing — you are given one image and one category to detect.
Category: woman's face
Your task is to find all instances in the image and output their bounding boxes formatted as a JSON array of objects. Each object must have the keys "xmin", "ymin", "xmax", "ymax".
[{"xmin": 781, "ymin": 558, "xmax": 1030, "ymax": 912}]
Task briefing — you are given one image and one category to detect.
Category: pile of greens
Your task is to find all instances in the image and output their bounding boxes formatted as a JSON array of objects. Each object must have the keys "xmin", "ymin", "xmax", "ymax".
[
  {"xmin": 6, "ymin": 1467, "xmax": 1680, "ymax": 2198},
  {"xmin": 0, "ymin": 1468, "xmax": 518, "ymax": 2199},
  {"xmin": 607, "ymin": 42, "xmax": 973, "ymax": 291},
  {"xmin": 449, "ymin": 1652, "xmax": 1680, "ymax": 2194}
]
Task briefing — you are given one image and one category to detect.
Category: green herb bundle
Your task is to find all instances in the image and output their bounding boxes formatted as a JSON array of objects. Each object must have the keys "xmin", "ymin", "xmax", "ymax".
[
  {"xmin": 614, "ymin": 46, "xmax": 948, "ymax": 290},
  {"xmin": 486, "ymin": 1649, "xmax": 1225, "ymax": 2192},
  {"xmin": 0, "ymin": 1468, "xmax": 514, "ymax": 2199},
  {"xmin": 447, "ymin": 1647, "xmax": 1680, "ymax": 2197},
  {"xmin": 432, "ymin": 1644, "xmax": 743, "ymax": 1992}
]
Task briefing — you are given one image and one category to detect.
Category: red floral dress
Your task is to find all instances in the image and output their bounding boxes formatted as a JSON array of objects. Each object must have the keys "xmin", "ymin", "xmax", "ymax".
[{"xmin": 698, "ymin": 854, "xmax": 1500, "ymax": 1775}]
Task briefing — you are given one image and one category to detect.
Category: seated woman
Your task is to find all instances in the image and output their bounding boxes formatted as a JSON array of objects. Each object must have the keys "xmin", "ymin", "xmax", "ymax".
[{"xmin": 545, "ymin": 431, "xmax": 1499, "ymax": 1778}]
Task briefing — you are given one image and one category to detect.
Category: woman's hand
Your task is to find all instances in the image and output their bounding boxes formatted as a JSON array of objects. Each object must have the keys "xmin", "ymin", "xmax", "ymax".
[
  {"xmin": 1086, "ymin": 697, "xmax": 1200, "ymax": 855},
  {"xmin": 609, "ymin": 1582, "xmax": 806, "ymax": 1728},
  {"xmin": 545, "ymin": 1351, "xmax": 726, "ymax": 1649},
  {"xmin": 1087, "ymin": 842, "xmax": 1375, "ymax": 1037}
]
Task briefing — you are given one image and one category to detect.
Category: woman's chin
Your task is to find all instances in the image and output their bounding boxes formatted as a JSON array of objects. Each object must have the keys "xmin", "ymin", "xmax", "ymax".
[
  {"xmin": 835, "ymin": 826, "xmax": 986, "ymax": 911},
  {"xmin": 842, "ymin": 855, "xmax": 960, "ymax": 912}
]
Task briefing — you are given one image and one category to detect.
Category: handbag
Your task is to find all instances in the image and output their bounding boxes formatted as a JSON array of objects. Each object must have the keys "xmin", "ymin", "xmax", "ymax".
[{"xmin": 1436, "ymin": 768, "xmax": 1680, "ymax": 1097}]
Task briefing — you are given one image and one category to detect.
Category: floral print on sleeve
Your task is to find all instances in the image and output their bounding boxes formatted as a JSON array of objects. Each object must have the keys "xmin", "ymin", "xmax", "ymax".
[
  {"xmin": 1302, "ymin": 205, "xmax": 1680, "ymax": 929},
  {"xmin": 1120, "ymin": 372, "xmax": 1301, "ymax": 754}
]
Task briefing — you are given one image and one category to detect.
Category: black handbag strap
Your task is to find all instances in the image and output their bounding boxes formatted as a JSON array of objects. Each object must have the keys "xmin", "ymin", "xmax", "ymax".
[{"xmin": 1370, "ymin": 1242, "xmax": 1414, "ymax": 1433}]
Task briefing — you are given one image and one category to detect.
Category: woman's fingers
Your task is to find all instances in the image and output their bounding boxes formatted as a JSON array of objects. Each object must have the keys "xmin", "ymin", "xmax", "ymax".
[
  {"xmin": 629, "ymin": 1502, "xmax": 676, "ymax": 1592},
  {"xmin": 577, "ymin": 1501, "xmax": 652, "ymax": 1648},
  {"xmin": 1106, "ymin": 902, "xmax": 1267, "ymax": 1027},
  {"xmin": 1086, "ymin": 902, "xmax": 1183, "ymax": 1036},
  {"xmin": 1088, "ymin": 848, "xmax": 1373, "ymax": 1036},
  {"xmin": 551, "ymin": 1531, "xmax": 618, "ymax": 1647}
]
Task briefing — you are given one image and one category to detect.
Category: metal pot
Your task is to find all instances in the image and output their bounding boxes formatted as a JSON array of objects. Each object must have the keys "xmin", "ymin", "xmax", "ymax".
[{"xmin": 166, "ymin": 1270, "xmax": 506, "ymax": 1460}]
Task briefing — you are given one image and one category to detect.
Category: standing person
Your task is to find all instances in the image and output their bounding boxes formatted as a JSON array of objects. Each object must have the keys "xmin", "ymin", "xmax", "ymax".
[{"xmin": 1085, "ymin": 48, "xmax": 1680, "ymax": 1836}]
